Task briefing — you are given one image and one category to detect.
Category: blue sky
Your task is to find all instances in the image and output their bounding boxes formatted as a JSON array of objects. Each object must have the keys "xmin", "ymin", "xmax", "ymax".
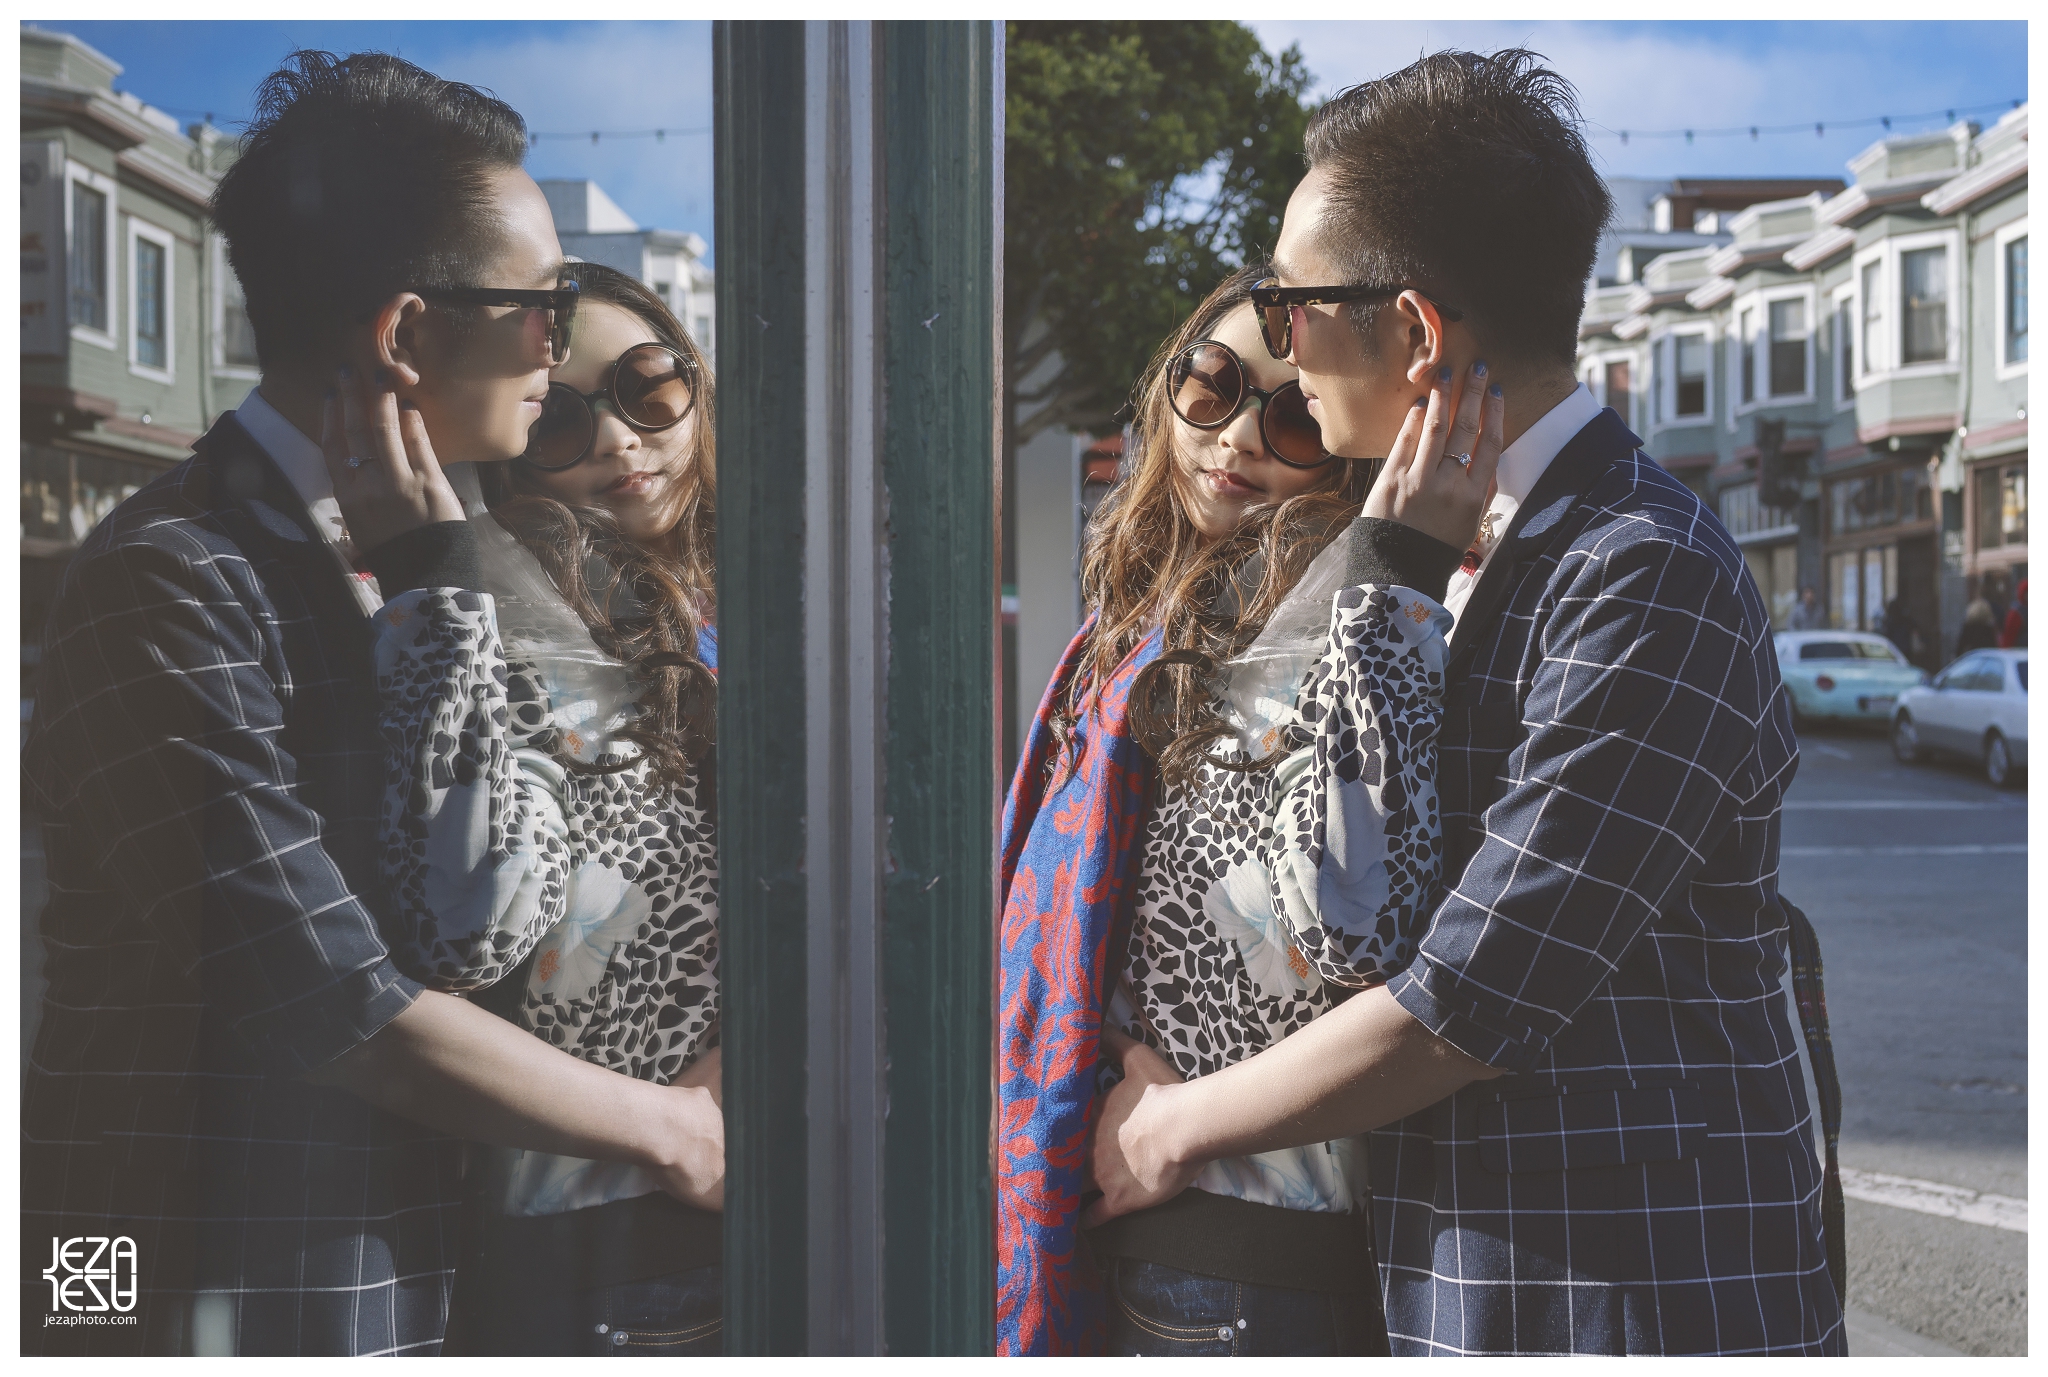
[
  {"xmin": 1249, "ymin": 21, "xmax": 2026, "ymax": 181},
  {"xmin": 31, "ymin": 21, "xmax": 716, "ymax": 254},
  {"xmin": 31, "ymin": 20, "xmax": 2027, "ymax": 259}
]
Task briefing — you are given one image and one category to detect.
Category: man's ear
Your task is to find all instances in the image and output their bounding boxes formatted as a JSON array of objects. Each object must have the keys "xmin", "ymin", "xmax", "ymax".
[
  {"xmin": 368, "ymin": 292, "xmax": 430, "ymax": 389},
  {"xmin": 1395, "ymin": 290, "xmax": 1450, "ymax": 386}
]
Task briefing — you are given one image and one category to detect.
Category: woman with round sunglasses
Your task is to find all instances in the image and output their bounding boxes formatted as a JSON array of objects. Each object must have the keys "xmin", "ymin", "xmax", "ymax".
[
  {"xmin": 326, "ymin": 260, "xmax": 725, "ymax": 1355},
  {"xmin": 997, "ymin": 265, "xmax": 1506, "ymax": 1355}
]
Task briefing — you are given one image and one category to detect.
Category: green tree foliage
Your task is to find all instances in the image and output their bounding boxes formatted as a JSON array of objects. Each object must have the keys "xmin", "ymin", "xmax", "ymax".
[{"xmin": 1005, "ymin": 22, "xmax": 1314, "ymax": 447}]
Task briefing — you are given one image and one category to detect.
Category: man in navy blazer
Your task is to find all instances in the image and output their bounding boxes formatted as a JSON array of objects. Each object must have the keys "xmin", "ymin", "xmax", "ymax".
[{"xmin": 1086, "ymin": 50, "xmax": 1843, "ymax": 1355}]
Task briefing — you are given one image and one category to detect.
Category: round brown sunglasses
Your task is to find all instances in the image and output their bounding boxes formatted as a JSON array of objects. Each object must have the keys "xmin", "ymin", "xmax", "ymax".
[
  {"xmin": 1167, "ymin": 339, "xmax": 1333, "ymax": 469},
  {"xmin": 519, "ymin": 341, "xmax": 700, "ymax": 471}
]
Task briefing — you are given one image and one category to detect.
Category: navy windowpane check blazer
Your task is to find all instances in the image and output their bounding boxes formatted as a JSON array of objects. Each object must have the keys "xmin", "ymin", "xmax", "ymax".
[
  {"xmin": 21, "ymin": 416, "xmax": 460, "ymax": 1355},
  {"xmin": 1373, "ymin": 409, "xmax": 1845, "ymax": 1355}
]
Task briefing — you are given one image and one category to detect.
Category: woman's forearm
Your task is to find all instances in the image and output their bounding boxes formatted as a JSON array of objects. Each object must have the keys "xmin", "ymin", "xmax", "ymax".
[
  {"xmin": 310, "ymin": 987, "xmax": 710, "ymax": 1172},
  {"xmin": 1156, "ymin": 984, "xmax": 1497, "ymax": 1164}
]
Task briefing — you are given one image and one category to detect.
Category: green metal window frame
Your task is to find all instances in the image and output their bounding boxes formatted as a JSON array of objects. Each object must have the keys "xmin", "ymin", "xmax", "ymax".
[{"xmin": 714, "ymin": 20, "xmax": 998, "ymax": 1356}]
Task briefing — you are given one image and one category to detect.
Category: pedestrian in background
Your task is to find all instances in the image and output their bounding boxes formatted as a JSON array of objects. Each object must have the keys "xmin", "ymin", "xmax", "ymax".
[
  {"xmin": 1998, "ymin": 578, "xmax": 2026, "ymax": 648},
  {"xmin": 1958, "ymin": 590, "xmax": 2001, "ymax": 653},
  {"xmin": 1791, "ymin": 585, "xmax": 1824, "ymax": 629},
  {"xmin": 1883, "ymin": 596, "xmax": 1918, "ymax": 664}
]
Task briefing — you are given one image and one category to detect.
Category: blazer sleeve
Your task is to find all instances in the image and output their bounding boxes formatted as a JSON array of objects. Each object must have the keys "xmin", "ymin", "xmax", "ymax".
[
  {"xmin": 371, "ymin": 587, "xmax": 575, "ymax": 991},
  {"xmin": 1387, "ymin": 536, "xmax": 1766, "ymax": 1072},
  {"xmin": 1266, "ymin": 582, "xmax": 1453, "ymax": 987},
  {"xmin": 25, "ymin": 540, "xmax": 421, "ymax": 1076}
]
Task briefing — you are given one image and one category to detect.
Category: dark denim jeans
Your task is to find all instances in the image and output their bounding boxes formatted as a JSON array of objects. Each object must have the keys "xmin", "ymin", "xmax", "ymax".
[
  {"xmin": 1105, "ymin": 1257, "xmax": 1389, "ymax": 1356},
  {"xmin": 455, "ymin": 1263, "xmax": 723, "ymax": 1356}
]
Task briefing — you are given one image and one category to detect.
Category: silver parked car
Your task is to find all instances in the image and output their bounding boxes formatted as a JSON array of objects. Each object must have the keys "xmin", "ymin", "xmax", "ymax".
[{"xmin": 1891, "ymin": 649, "xmax": 2029, "ymax": 787}]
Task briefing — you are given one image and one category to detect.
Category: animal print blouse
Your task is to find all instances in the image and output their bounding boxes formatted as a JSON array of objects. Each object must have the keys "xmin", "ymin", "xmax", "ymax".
[
  {"xmin": 1111, "ymin": 581, "xmax": 1452, "ymax": 1215},
  {"xmin": 372, "ymin": 587, "xmax": 719, "ymax": 1219}
]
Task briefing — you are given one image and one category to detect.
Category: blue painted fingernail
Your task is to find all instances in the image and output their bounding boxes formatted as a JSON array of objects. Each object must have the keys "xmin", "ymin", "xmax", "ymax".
[
  {"xmin": 1489, "ymin": 384, "xmax": 1503, "ymax": 398},
  {"xmin": 1413, "ymin": 396, "xmax": 1428, "ymax": 408},
  {"xmin": 1473, "ymin": 360, "xmax": 1488, "ymax": 377},
  {"xmin": 372, "ymin": 367, "xmax": 391, "ymax": 388},
  {"xmin": 1437, "ymin": 366, "xmax": 1453, "ymax": 384}
]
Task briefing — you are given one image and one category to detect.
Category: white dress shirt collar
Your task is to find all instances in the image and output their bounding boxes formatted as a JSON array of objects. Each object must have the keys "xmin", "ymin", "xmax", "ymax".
[
  {"xmin": 236, "ymin": 389, "xmax": 337, "ymax": 520},
  {"xmin": 1442, "ymin": 381, "xmax": 1603, "ymax": 626},
  {"xmin": 1493, "ymin": 381, "xmax": 1602, "ymax": 504},
  {"xmin": 234, "ymin": 388, "xmax": 383, "ymax": 614}
]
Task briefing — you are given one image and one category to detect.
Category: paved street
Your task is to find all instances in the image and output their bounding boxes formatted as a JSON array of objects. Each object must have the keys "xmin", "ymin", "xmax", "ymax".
[{"xmin": 1782, "ymin": 723, "xmax": 2028, "ymax": 1356}]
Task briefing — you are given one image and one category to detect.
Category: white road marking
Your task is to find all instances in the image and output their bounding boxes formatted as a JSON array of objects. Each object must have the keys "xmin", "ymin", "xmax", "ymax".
[
  {"xmin": 1805, "ymin": 742, "xmax": 1855, "ymax": 759},
  {"xmin": 1782, "ymin": 844, "xmax": 2027, "ymax": 856},
  {"xmin": 1840, "ymin": 1168, "xmax": 2028, "ymax": 1233},
  {"xmin": 1782, "ymin": 799, "xmax": 2021, "ymax": 810}
]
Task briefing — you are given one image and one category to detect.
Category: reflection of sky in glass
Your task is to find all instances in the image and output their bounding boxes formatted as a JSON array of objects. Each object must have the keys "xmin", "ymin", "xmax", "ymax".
[{"xmin": 41, "ymin": 21, "xmax": 716, "ymax": 260}]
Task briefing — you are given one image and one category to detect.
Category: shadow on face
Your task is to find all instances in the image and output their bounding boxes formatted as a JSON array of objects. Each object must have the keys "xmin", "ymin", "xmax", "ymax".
[
  {"xmin": 1171, "ymin": 304, "xmax": 1333, "ymax": 541},
  {"xmin": 517, "ymin": 300, "xmax": 702, "ymax": 548}
]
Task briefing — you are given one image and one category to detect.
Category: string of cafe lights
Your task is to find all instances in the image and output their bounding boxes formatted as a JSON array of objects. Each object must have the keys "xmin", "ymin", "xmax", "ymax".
[
  {"xmin": 150, "ymin": 99, "xmax": 2028, "ymax": 149},
  {"xmin": 140, "ymin": 105, "xmax": 712, "ymax": 146},
  {"xmin": 528, "ymin": 127, "xmax": 710, "ymax": 145},
  {"xmin": 1590, "ymin": 97, "xmax": 2023, "ymax": 145}
]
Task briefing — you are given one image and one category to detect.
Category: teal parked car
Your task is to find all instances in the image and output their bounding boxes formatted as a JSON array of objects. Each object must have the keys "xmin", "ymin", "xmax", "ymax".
[{"xmin": 1772, "ymin": 631, "xmax": 1928, "ymax": 728}]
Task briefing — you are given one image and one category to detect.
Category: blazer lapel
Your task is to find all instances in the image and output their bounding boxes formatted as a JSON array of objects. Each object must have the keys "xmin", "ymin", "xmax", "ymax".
[
  {"xmin": 1446, "ymin": 408, "xmax": 1639, "ymax": 669},
  {"xmin": 197, "ymin": 413, "xmax": 371, "ymax": 629}
]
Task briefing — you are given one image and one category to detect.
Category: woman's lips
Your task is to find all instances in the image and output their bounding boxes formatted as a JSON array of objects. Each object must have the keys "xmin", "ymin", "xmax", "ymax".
[
  {"xmin": 1201, "ymin": 468, "xmax": 1261, "ymax": 498},
  {"xmin": 605, "ymin": 470, "xmax": 663, "ymax": 496}
]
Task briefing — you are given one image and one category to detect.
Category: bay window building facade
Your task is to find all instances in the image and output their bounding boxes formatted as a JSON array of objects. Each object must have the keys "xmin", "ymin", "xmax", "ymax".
[
  {"xmin": 1578, "ymin": 108, "xmax": 2028, "ymax": 659},
  {"xmin": 21, "ymin": 27, "xmax": 254, "ymax": 707}
]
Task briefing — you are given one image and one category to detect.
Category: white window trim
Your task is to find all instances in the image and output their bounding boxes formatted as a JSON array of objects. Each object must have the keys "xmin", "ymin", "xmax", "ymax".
[
  {"xmin": 127, "ymin": 216, "xmax": 176, "ymax": 384},
  {"xmin": 210, "ymin": 235, "xmax": 261, "ymax": 379},
  {"xmin": 1650, "ymin": 324, "xmax": 1716, "ymax": 434},
  {"xmin": 1583, "ymin": 347, "xmax": 1643, "ymax": 432},
  {"xmin": 1730, "ymin": 284, "xmax": 1819, "ymax": 417},
  {"xmin": 1830, "ymin": 281, "xmax": 1858, "ymax": 411},
  {"xmin": 1853, "ymin": 244, "xmax": 1887, "ymax": 381},
  {"xmin": 1855, "ymin": 228, "xmax": 1963, "ymax": 387},
  {"xmin": 1726, "ymin": 307, "xmax": 1748, "ymax": 432},
  {"xmin": 1994, "ymin": 217, "xmax": 2028, "ymax": 381},
  {"xmin": 63, "ymin": 162, "xmax": 118, "ymax": 351}
]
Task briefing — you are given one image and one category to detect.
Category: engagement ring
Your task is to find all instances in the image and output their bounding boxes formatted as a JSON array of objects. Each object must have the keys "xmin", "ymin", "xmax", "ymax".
[
  {"xmin": 344, "ymin": 455, "xmax": 364, "ymax": 470},
  {"xmin": 1452, "ymin": 452, "xmax": 1472, "ymax": 468}
]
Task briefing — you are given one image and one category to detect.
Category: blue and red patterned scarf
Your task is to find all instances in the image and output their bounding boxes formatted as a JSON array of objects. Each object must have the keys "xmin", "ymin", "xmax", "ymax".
[{"xmin": 996, "ymin": 616, "xmax": 1162, "ymax": 1355}]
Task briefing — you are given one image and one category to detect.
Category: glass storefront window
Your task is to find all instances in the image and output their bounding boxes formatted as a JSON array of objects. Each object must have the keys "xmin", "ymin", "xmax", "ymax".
[
  {"xmin": 1975, "ymin": 460, "xmax": 2028, "ymax": 551},
  {"xmin": 1827, "ymin": 545, "xmax": 1897, "ymax": 631},
  {"xmin": 1718, "ymin": 481, "xmax": 1796, "ymax": 540},
  {"xmin": 1829, "ymin": 466, "xmax": 1932, "ymax": 537},
  {"xmin": 18, "ymin": 446, "xmax": 159, "ymax": 548}
]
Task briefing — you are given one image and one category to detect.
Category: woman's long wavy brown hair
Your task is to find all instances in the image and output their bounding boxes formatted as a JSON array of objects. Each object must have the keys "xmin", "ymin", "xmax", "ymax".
[
  {"xmin": 475, "ymin": 261, "xmax": 717, "ymax": 796},
  {"xmin": 1062, "ymin": 265, "xmax": 1380, "ymax": 790}
]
